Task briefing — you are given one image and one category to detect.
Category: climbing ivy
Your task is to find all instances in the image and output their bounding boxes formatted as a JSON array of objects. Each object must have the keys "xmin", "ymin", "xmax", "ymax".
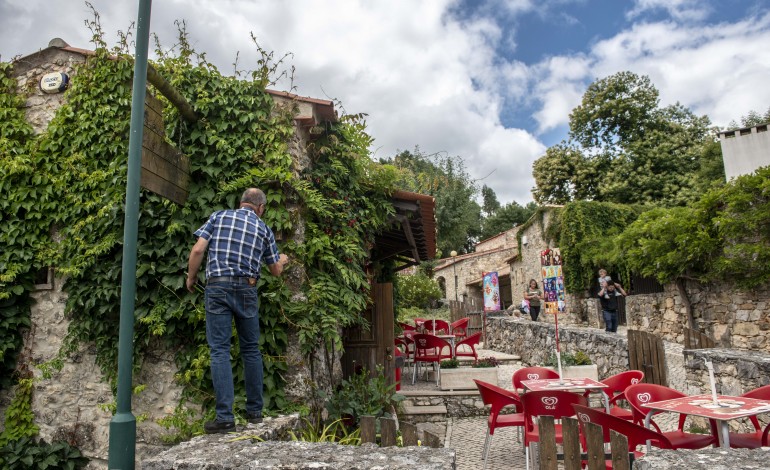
[
  {"xmin": 0, "ymin": 19, "xmax": 396, "ymax": 437},
  {"xmin": 0, "ymin": 62, "xmax": 36, "ymax": 390},
  {"xmin": 546, "ymin": 201, "xmax": 642, "ymax": 294}
]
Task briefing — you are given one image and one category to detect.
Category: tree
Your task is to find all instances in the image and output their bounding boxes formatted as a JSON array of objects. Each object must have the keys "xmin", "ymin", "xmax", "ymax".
[
  {"xmin": 481, "ymin": 184, "xmax": 500, "ymax": 217},
  {"xmin": 383, "ymin": 148, "xmax": 482, "ymax": 255},
  {"xmin": 533, "ymin": 72, "xmax": 723, "ymax": 207},
  {"xmin": 727, "ymin": 106, "xmax": 770, "ymax": 129},
  {"xmin": 480, "ymin": 201, "xmax": 537, "ymax": 240}
]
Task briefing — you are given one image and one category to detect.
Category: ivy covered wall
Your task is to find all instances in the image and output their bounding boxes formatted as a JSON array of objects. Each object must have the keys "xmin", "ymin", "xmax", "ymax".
[{"xmin": 1, "ymin": 28, "xmax": 400, "ymax": 460}]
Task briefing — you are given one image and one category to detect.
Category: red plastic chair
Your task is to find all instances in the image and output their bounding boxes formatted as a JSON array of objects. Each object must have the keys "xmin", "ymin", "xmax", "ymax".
[
  {"xmin": 512, "ymin": 366, "xmax": 560, "ymax": 394},
  {"xmin": 394, "ymin": 337, "xmax": 412, "ymax": 372},
  {"xmin": 625, "ymin": 383, "xmax": 717, "ymax": 450},
  {"xmin": 573, "ymin": 404, "xmax": 673, "ymax": 468},
  {"xmin": 411, "ymin": 333, "xmax": 453, "ymax": 386},
  {"xmin": 397, "ymin": 321, "xmax": 416, "ymax": 331},
  {"xmin": 450, "ymin": 317, "xmax": 470, "ymax": 339},
  {"xmin": 583, "ymin": 370, "xmax": 644, "ymax": 420},
  {"xmin": 422, "ymin": 319, "xmax": 450, "ymax": 335},
  {"xmin": 413, "ymin": 318, "xmax": 428, "ymax": 328},
  {"xmin": 455, "ymin": 331, "xmax": 483, "ymax": 360},
  {"xmin": 474, "ymin": 380, "xmax": 525, "ymax": 470},
  {"xmin": 723, "ymin": 384, "xmax": 770, "ymax": 448},
  {"xmin": 522, "ymin": 390, "xmax": 588, "ymax": 470}
]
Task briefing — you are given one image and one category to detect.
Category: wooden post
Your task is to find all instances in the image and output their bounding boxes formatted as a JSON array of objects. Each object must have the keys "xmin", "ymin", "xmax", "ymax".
[
  {"xmin": 379, "ymin": 417, "xmax": 397, "ymax": 447},
  {"xmin": 561, "ymin": 417, "xmax": 583, "ymax": 470},
  {"xmin": 360, "ymin": 416, "xmax": 376, "ymax": 444},
  {"xmin": 584, "ymin": 422, "xmax": 605, "ymax": 470},
  {"xmin": 537, "ymin": 415, "xmax": 558, "ymax": 470},
  {"xmin": 401, "ymin": 422, "xmax": 419, "ymax": 447},
  {"xmin": 423, "ymin": 430, "xmax": 442, "ymax": 448},
  {"xmin": 609, "ymin": 430, "xmax": 631, "ymax": 470}
]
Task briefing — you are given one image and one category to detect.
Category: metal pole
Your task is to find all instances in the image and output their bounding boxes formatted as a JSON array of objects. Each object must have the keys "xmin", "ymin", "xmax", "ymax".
[
  {"xmin": 450, "ymin": 251, "xmax": 458, "ymax": 301},
  {"xmin": 108, "ymin": 0, "xmax": 152, "ymax": 468}
]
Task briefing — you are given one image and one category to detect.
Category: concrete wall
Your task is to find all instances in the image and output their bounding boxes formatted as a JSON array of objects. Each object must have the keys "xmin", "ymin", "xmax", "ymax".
[{"xmin": 719, "ymin": 124, "xmax": 770, "ymax": 180}]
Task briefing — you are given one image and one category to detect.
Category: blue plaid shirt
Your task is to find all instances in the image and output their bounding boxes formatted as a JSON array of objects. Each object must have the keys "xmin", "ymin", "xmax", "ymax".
[{"xmin": 194, "ymin": 207, "xmax": 280, "ymax": 280}]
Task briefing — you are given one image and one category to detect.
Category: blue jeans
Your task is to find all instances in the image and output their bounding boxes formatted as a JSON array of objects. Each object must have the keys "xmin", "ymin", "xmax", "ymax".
[
  {"xmin": 603, "ymin": 309, "xmax": 618, "ymax": 333},
  {"xmin": 205, "ymin": 280, "xmax": 263, "ymax": 422}
]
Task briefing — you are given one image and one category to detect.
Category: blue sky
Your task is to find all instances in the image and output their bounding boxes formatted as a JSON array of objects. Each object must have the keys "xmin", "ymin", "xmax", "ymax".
[{"xmin": 2, "ymin": 0, "xmax": 769, "ymax": 204}]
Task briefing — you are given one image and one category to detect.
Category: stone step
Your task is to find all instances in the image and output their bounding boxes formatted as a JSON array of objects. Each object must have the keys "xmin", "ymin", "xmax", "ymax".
[
  {"xmin": 400, "ymin": 404, "xmax": 449, "ymax": 424},
  {"xmin": 402, "ymin": 404, "xmax": 448, "ymax": 415}
]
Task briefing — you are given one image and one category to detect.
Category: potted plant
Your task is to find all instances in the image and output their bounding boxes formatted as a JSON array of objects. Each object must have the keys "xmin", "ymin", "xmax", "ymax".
[
  {"xmin": 439, "ymin": 356, "xmax": 499, "ymax": 391},
  {"xmin": 544, "ymin": 351, "xmax": 598, "ymax": 380}
]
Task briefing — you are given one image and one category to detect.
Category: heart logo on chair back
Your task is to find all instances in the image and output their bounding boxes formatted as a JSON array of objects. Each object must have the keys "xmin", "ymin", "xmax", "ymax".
[
  {"xmin": 527, "ymin": 373, "xmax": 539, "ymax": 380},
  {"xmin": 541, "ymin": 397, "xmax": 558, "ymax": 406},
  {"xmin": 631, "ymin": 378, "xmax": 640, "ymax": 384},
  {"xmin": 637, "ymin": 392, "xmax": 652, "ymax": 403},
  {"xmin": 578, "ymin": 412, "xmax": 590, "ymax": 422}
]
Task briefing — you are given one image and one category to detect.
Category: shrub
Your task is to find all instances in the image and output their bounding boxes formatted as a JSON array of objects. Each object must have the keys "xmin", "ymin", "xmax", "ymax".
[
  {"xmin": 544, "ymin": 351, "xmax": 592, "ymax": 367},
  {"xmin": 440, "ymin": 358, "xmax": 459, "ymax": 369},
  {"xmin": 395, "ymin": 273, "xmax": 442, "ymax": 310},
  {"xmin": 323, "ymin": 365, "xmax": 404, "ymax": 428},
  {"xmin": 472, "ymin": 357, "xmax": 500, "ymax": 368},
  {"xmin": 0, "ymin": 437, "xmax": 88, "ymax": 470}
]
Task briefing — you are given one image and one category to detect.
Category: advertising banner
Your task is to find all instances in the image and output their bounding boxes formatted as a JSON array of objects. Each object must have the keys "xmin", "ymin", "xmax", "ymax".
[
  {"xmin": 540, "ymin": 248, "xmax": 566, "ymax": 315},
  {"xmin": 482, "ymin": 271, "xmax": 501, "ymax": 312}
]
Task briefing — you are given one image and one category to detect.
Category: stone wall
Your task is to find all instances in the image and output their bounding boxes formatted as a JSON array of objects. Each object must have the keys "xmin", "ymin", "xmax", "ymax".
[
  {"xmin": 635, "ymin": 448, "xmax": 770, "ymax": 469},
  {"xmin": 625, "ymin": 281, "xmax": 770, "ymax": 352},
  {"xmin": 484, "ymin": 315, "xmax": 630, "ymax": 379}
]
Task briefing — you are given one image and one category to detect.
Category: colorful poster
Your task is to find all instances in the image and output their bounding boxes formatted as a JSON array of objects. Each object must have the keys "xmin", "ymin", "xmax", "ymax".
[
  {"xmin": 540, "ymin": 248, "xmax": 566, "ymax": 314},
  {"xmin": 482, "ymin": 271, "xmax": 501, "ymax": 312}
]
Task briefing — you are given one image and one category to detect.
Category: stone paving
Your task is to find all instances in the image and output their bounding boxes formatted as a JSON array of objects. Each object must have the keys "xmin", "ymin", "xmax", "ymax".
[{"xmin": 402, "ymin": 329, "xmax": 689, "ymax": 470}]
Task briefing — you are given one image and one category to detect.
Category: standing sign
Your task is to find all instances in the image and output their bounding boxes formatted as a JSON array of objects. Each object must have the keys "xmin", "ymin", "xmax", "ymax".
[
  {"xmin": 482, "ymin": 271, "xmax": 501, "ymax": 312},
  {"xmin": 540, "ymin": 248, "xmax": 565, "ymax": 315}
]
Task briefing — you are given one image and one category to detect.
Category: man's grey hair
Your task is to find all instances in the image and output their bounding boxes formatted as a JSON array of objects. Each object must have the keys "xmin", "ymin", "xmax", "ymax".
[{"xmin": 241, "ymin": 188, "xmax": 266, "ymax": 206}]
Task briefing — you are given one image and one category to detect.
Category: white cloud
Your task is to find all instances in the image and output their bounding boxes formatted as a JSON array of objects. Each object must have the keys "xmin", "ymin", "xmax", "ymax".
[
  {"xmin": 526, "ymin": 11, "xmax": 770, "ymax": 133},
  {"xmin": 2, "ymin": 1, "xmax": 769, "ymax": 207},
  {"xmin": 628, "ymin": 0, "xmax": 711, "ymax": 23}
]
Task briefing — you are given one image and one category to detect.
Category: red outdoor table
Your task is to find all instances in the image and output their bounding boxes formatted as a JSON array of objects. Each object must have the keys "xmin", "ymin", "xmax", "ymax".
[
  {"xmin": 521, "ymin": 378, "xmax": 610, "ymax": 412},
  {"xmin": 642, "ymin": 394, "xmax": 770, "ymax": 449}
]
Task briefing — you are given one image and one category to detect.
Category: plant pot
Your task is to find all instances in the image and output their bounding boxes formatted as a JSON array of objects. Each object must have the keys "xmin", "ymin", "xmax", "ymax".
[
  {"xmin": 439, "ymin": 366, "xmax": 498, "ymax": 391},
  {"xmin": 545, "ymin": 364, "xmax": 598, "ymax": 381}
]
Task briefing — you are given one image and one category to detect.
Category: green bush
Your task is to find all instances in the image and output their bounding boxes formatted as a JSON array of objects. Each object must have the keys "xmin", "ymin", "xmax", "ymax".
[
  {"xmin": 395, "ymin": 273, "xmax": 442, "ymax": 310},
  {"xmin": 472, "ymin": 357, "xmax": 500, "ymax": 368},
  {"xmin": 440, "ymin": 358, "xmax": 459, "ymax": 369},
  {"xmin": 323, "ymin": 365, "xmax": 404, "ymax": 427},
  {"xmin": 0, "ymin": 437, "xmax": 88, "ymax": 470},
  {"xmin": 544, "ymin": 351, "xmax": 592, "ymax": 367}
]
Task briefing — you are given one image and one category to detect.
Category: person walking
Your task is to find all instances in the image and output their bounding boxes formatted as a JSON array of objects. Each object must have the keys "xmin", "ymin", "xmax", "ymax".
[
  {"xmin": 186, "ymin": 188, "xmax": 288, "ymax": 434},
  {"xmin": 598, "ymin": 280, "xmax": 626, "ymax": 333},
  {"xmin": 524, "ymin": 279, "xmax": 542, "ymax": 321}
]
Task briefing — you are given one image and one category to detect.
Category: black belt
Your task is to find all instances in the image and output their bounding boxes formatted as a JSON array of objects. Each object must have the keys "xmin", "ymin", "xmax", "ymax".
[{"xmin": 207, "ymin": 276, "xmax": 257, "ymax": 286}]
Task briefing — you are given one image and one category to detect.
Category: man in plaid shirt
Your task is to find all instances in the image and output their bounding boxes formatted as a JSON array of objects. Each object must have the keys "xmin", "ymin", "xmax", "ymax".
[{"xmin": 186, "ymin": 188, "xmax": 288, "ymax": 434}]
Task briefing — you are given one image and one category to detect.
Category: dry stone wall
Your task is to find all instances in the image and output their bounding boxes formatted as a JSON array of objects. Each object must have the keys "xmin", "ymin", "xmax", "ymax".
[
  {"xmin": 626, "ymin": 281, "xmax": 770, "ymax": 352},
  {"xmin": 484, "ymin": 314, "xmax": 630, "ymax": 378}
]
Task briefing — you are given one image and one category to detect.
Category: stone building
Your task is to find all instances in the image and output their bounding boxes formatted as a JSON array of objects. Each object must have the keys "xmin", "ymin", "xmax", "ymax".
[
  {"xmin": 2, "ymin": 39, "xmax": 435, "ymax": 466},
  {"xmin": 434, "ymin": 226, "xmax": 519, "ymax": 309}
]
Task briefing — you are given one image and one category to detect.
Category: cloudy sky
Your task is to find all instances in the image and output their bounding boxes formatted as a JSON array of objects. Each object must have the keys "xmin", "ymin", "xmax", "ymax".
[{"xmin": 2, "ymin": 0, "xmax": 769, "ymax": 205}]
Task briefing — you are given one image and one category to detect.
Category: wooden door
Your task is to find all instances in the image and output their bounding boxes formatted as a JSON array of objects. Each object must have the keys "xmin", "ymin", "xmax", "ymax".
[
  {"xmin": 342, "ymin": 282, "xmax": 396, "ymax": 385},
  {"xmin": 627, "ymin": 330, "xmax": 667, "ymax": 386}
]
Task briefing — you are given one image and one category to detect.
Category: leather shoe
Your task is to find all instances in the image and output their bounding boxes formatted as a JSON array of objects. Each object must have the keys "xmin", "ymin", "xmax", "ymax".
[
  {"xmin": 246, "ymin": 413, "xmax": 262, "ymax": 424},
  {"xmin": 204, "ymin": 420, "xmax": 235, "ymax": 434}
]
